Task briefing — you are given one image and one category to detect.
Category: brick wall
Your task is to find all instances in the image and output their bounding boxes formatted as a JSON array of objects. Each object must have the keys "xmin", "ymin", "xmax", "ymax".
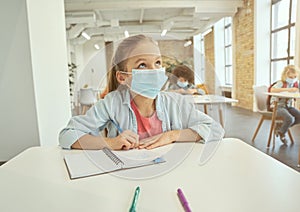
[
  {"xmin": 204, "ymin": 28, "xmax": 215, "ymax": 94},
  {"xmin": 233, "ymin": 0, "xmax": 254, "ymax": 110}
]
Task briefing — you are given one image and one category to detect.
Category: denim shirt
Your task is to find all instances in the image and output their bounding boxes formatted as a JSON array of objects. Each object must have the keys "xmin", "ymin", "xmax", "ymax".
[{"xmin": 59, "ymin": 87, "xmax": 215, "ymax": 149}]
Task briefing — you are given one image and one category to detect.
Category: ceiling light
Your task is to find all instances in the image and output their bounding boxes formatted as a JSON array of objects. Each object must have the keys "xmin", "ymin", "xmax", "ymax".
[
  {"xmin": 184, "ymin": 40, "xmax": 192, "ymax": 47},
  {"xmin": 94, "ymin": 44, "xmax": 100, "ymax": 50},
  {"xmin": 124, "ymin": 30, "xmax": 129, "ymax": 38},
  {"xmin": 81, "ymin": 31, "xmax": 91, "ymax": 40},
  {"xmin": 161, "ymin": 29, "xmax": 167, "ymax": 37}
]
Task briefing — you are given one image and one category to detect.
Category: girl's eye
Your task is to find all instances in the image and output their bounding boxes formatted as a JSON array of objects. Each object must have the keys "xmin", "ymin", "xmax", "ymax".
[
  {"xmin": 137, "ymin": 63, "xmax": 146, "ymax": 69},
  {"xmin": 156, "ymin": 60, "xmax": 161, "ymax": 67}
]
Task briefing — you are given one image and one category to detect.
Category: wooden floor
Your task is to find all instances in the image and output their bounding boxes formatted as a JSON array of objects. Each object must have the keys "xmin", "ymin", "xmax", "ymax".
[{"xmin": 215, "ymin": 104, "xmax": 300, "ymax": 172}]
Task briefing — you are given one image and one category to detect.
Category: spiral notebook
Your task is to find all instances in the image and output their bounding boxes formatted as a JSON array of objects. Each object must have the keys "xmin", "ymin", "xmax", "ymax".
[{"xmin": 64, "ymin": 147, "xmax": 166, "ymax": 179}]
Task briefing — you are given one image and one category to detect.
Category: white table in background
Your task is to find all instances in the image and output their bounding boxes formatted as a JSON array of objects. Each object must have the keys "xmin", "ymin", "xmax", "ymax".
[
  {"xmin": 193, "ymin": 94, "xmax": 238, "ymax": 127},
  {"xmin": 0, "ymin": 138, "xmax": 299, "ymax": 212}
]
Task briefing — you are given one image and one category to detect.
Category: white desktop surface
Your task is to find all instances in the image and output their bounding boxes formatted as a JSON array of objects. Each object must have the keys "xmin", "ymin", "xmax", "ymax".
[
  {"xmin": 0, "ymin": 138, "xmax": 299, "ymax": 212},
  {"xmin": 265, "ymin": 91, "xmax": 300, "ymax": 99},
  {"xmin": 193, "ymin": 94, "xmax": 238, "ymax": 104},
  {"xmin": 193, "ymin": 95, "xmax": 238, "ymax": 127}
]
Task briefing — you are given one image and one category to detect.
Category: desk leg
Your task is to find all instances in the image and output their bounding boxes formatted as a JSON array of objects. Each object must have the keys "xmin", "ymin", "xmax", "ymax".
[
  {"xmin": 297, "ymin": 147, "xmax": 300, "ymax": 168},
  {"xmin": 204, "ymin": 104, "xmax": 208, "ymax": 114},
  {"xmin": 267, "ymin": 101, "xmax": 278, "ymax": 148},
  {"xmin": 218, "ymin": 105, "xmax": 224, "ymax": 128}
]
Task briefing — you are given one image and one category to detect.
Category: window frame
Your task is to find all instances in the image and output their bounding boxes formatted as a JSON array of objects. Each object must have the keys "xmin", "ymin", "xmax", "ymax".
[
  {"xmin": 270, "ymin": 0, "xmax": 296, "ymax": 82},
  {"xmin": 224, "ymin": 17, "xmax": 233, "ymax": 85}
]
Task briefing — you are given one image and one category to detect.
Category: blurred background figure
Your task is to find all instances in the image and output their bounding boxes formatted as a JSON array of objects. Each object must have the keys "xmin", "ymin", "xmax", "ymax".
[{"xmin": 167, "ymin": 65, "xmax": 207, "ymax": 95}]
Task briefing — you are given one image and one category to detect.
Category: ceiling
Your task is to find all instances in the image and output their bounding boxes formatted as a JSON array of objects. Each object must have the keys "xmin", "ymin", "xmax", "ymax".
[{"xmin": 64, "ymin": 0, "xmax": 244, "ymax": 45}]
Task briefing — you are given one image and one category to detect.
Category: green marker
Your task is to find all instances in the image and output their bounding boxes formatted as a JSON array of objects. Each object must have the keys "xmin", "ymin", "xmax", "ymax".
[{"xmin": 129, "ymin": 186, "xmax": 140, "ymax": 212}]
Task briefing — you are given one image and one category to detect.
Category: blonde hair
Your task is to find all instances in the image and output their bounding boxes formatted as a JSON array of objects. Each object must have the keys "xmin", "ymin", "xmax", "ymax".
[
  {"xmin": 107, "ymin": 34, "xmax": 159, "ymax": 92},
  {"xmin": 281, "ymin": 65, "xmax": 299, "ymax": 82}
]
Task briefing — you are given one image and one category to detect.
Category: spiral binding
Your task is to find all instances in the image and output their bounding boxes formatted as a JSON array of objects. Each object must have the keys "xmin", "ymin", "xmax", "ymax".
[{"xmin": 103, "ymin": 147, "xmax": 124, "ymax": 166}]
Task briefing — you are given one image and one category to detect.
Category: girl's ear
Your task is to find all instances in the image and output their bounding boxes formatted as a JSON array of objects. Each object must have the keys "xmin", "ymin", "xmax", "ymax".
[{"xmin": 116, "ymin": 71, "xmax": 127, "ymax": 84}]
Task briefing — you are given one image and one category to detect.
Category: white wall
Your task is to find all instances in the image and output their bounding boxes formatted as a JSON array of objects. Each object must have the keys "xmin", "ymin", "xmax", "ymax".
[
  {"xmin": 0, "ymin": 0, "xmax": 71, "ymax": 161},
  {"xmin": 78, "ymin": 40, "xmax": 107, "ymax": 89},
  {"xmin": 26, "ymin": 0, "xmax": 71, "ymax": 147},
  {"xmin": 193, "ymin": 34, "xmax": 204, "ymax": 84},
  {"xmin": 214, "ymin": 20, "xmax": 226, "ymax": 86},
  {"xmin": 254, "ymin": 0, "xmax": 271, "ymax": 86},
  {"xmin": 71, "ymin": 40, "xmax": 107, "ymax": 95},
  {"xmin": 0, "ymin": 0, "xmax": 40, "ymax": 160},
  {"xmin": 214, "ymin": 19, "xmax": 225, "ymax": 96}
]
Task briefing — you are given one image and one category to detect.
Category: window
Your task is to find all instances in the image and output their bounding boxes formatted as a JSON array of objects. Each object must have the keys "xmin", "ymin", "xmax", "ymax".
[
  {"xmin": 199, "ymin": 34, "xmax": 205, "ymax": 83},
  {"xmin": 270, "ymin": 0, "xmax": 297, "ymax": 82},
  {"xmin": 224, "ymin": 17, "xmax": 232, "ymax": 85}
]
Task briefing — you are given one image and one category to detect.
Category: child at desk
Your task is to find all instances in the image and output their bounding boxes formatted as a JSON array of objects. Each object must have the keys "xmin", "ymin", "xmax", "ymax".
[
  {"xmin": 59, "ymin": 35, "xmax": 222, "ymax": 150},
  {"xmin": 270, "ymin": 65, "xmax": 300, "ymax": 143},
  {"xmin": 168, "ymin": 65, "xmax": 206, "ymax": 95}
]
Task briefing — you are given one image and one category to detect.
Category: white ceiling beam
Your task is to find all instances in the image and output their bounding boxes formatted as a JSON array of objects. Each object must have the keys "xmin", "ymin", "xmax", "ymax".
[
  {"xmin": 139, "ymin": 8, "xmax": 144, "ymax": 24},
  {"xmin": 71, "ymin": 31, "xmax": 192, "ymax": 45},
  {"xmin": 67, "ymin": 24, "xmax": 87, "ymax": 39},
  {"xmin": 65, "ymin": 1, "xmax": 243, "ymax": 11},
  {"xmin": 65, "ymin": 11, "xmax": 96, "ymax": 24},
  {"xmin": 94, "ymin": 10, "xmax": 104, "ymax": 21},
  {"xmin": 194, "ymin": 6, "xmax": 238, "ymax": 14}
]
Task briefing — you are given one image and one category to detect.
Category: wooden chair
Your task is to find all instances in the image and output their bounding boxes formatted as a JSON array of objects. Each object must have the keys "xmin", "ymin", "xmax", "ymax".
[{"xmin": 252, "ymin": 85, "xmax": 294, "ymax": 147}]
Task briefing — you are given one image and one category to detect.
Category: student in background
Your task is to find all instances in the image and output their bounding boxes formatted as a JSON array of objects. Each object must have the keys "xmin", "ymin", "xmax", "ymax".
[
  {"xmin": 168, "ymin": 65, "xmax": 206, "ymax": 95},
  {"xmin": 270, "ymin": 65, "xmax": 300, "ymax": 143},
  {"xmin": 59, "ymin": 34, "xmax": 221, "ymax": 151}
]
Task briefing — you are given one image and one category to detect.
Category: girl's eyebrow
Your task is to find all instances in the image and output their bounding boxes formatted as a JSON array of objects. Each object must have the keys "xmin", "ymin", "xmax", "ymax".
[{"xmin": 134, "ymin": 56, "xmax": 161, "ymax": 64}]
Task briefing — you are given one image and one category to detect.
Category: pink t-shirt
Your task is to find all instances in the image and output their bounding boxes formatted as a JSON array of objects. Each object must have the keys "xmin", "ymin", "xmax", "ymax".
[{"xmin": 130, "ymin": 100, "xmax": 163, "ymax": 140}]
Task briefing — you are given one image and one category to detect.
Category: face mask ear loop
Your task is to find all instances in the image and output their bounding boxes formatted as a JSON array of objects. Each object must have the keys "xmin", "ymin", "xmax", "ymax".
[
  {"xmin": 122, "ymin": 73, "xmax": 132, "ymax": 89},
  {"xmin": 118, "ymin": 71, "xmax": 132, "ymax": 75}
]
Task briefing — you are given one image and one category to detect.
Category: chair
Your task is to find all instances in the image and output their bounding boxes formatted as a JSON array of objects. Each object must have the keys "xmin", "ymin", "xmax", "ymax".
[
  {"xmin": 252, "ymin": 85, "xmax": 294, "ymax": 147},
  {"xmin": 79, "ymin": 88, "xmax": 97, "ymax": 115}
]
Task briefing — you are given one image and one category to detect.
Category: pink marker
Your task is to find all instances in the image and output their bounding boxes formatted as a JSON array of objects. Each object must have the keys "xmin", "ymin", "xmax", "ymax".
[{"xmin": 177, "ymin": 188, "xmax": 192, "ymax": 212}]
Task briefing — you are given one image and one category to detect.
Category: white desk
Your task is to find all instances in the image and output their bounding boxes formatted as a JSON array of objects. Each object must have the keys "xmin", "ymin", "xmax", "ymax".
[
  {"xmin": 193, "ymin": 95, "xmax": 238, "ymax": 127},
  {"xmin": 1, "ymin": 138, "xmax": 299, "ymax": 212}
]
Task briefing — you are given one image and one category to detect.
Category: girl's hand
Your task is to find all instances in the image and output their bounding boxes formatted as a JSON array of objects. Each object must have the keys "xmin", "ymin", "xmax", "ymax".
[
  {"xmin": 139, "ymin": 131, "xmax": 178, "ymax": 149},
  {"xmin": 107, "ymin": 130, "xmax": 139, "ymax": 150}
]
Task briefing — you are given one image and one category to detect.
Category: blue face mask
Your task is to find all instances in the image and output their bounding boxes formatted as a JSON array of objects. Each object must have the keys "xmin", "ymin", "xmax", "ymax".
[
  {"xmin": 177, "ymin": 81, "xmax": 188, "ymax": 88},
  {"xmin": 286, "ymin": 77, "xmax": 298, "ymax": 85},
  {"xmin": 129, "ymin": 67, "xmax": 167, "ymax": 99}
]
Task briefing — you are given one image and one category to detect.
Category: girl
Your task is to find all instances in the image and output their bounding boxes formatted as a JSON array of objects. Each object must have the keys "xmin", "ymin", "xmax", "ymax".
[
  {"xmin": 59, "ymin": 34, "xmax": 219, "ymax": 150},
  {"xmin": 270, "ymin": 65, "xmax": 300, "ymax": 143},
  {"xmin": 168, "ymin": 65, "xmax": 206, "ymax": 95}
]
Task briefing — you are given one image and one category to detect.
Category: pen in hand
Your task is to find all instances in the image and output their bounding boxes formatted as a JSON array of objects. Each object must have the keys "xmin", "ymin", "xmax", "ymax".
[
  {"xmin": 110, "ymin": 119, "xmax": 139, "ymax": 149},
  {"xmin": 129, "ymin": 186, "xmax": 140, "ymax": 212},
  {"xmin": 177, "ymin": 188, "xmax": 192, "ymax": 212},
  {"xmin": 110, "ymin": 119, "xmax": 123, "ymax": 133}
]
